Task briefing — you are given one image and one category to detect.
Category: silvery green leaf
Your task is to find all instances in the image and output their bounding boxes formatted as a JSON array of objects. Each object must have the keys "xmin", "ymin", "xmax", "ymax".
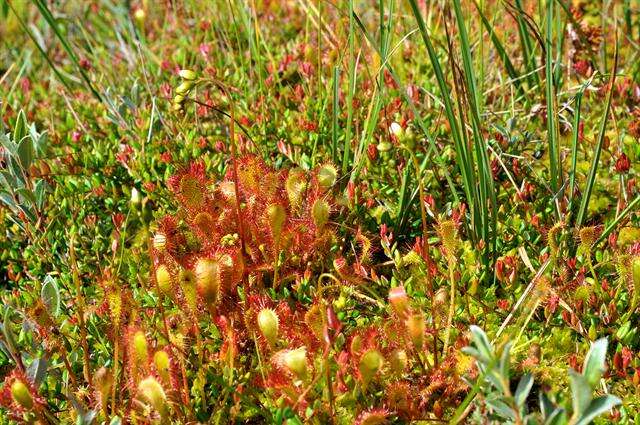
[
  {"xmin": 544, "ymin": 408, "xmax": 567, "ymax": 425},
  {"xmin": 574, "ymin": 395, "xmax": 621, "ymax": 425},
  {"xmin": 515, "ymin": 374, "xmax": 533, "ymax": 408},
  {"xmin": 17, "ymin": 136, "xmax": 34, "ymax": 169},
  {"xmin": 26, "ymin": 357, "xmax": 48, "ymax": 386},
  {"xmin": 582, "ymin": 338, "xmax": 608, "ymax": 387},
  {"xmin": 569, "ymin": 370, "xmax": 592, "ymax": 416},
  {"xmin": 539, "ymin": 392, "xmax": 554, "ymax": 418},
  {"xmin": 499, "ymin": 341, "xmax": 512, "ymax": 387},
  {"xmin": 469, "ymin": 325, "xmax": 494, "ymax": 362},
  {"xmin": 41, "ymin": 275, "xmax": 61, "ymax": 317},
  {"xmin": 486, "ymin": 397, "xmax": 516, "ymax": 420}
]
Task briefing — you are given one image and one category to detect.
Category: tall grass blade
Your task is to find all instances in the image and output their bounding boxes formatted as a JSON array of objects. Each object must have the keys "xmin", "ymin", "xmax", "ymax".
[
  {"xmin": 545, "ymin": 0, "xmax": 561, "ymax": 203},
  {"xmin": 451, "ymin": 0, "xmax": 497, "ymax": 267},
  {"xmin": 473, "ymin": 0, "xmax": 524, "ymax": 98},
  {"xmin": 406, "ymin": 0, "xmax": 475, "ymax": 219},
  {"xmin": 32, "ymin": 0, "xmax": 103, "ymax": 102},
  {"xmin": 575, "ymin": 43, "xmax": 618, "ymax": 230},
  {"xmin": 4, "ymin": 1, "xmax": 72, "ymax": 93},
  {"xmin": 331, "ymin": 66, "xmax": 340, "ymax": 165}
]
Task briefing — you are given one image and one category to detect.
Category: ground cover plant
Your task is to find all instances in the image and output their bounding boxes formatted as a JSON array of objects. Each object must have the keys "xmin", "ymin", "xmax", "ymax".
[{"xmin": 0, "ymin": 0, "xmax": 639, "ymax": 423}]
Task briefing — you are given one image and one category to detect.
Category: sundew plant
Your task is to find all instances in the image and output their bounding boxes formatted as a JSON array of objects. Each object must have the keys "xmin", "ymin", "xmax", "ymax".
[{"xmin": 0, "ymin": 0, "xmax": 639, "ymax": 424}]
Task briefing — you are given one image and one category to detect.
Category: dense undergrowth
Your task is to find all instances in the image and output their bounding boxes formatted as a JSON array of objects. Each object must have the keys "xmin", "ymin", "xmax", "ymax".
[{"xmin": 0, "ymin": 0, "xmax": 639, "ymax": 423}]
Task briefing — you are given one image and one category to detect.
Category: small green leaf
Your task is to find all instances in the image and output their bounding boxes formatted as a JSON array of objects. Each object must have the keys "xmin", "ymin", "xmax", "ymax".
[
  {"xmin": 486, "ymin": 397, "xmax": 516, "ymax": 420},
  {"xmin": 540, "ymin": 393, "xmax": 553, "ymax": 418},
  {"xmin": 515, "ymin": 374, "xmax": 533, "ymax": 408},
  {"xmin": 575, "ymin": 395, "xmax": 621, "ymax": 425},
  {"xmin": 582, "ymin": 338, "xmax": 608, "ymax": 387},
  {"xmin": 469, "ymin": 325, "xmax": 494, "ymax": 362},
  {"xmin": 545, "ymin": 407, "xmax": 567, "ymax": 425},
  {"xmin": 26, "ymin": 357, "xmax": 48, "ymax": 386},
  {"xmin": 17, "ymin": 135, "xmax": 34, "ymax": 169},
  {"xmin": 2, "ymin": 307, "xmax": 18, "ymax": 355},
  {"xmin": 499, "ymin": 342, "xmax": 512, "ymax": 388},
  {"xmin": 41, "ymin": 275, "xmax": 61, "ymax": 317},
  {"xmin": 13, "ymin": 110, "xmax": 26, "ymax": 142},
  {"xmin": 569, "ymin": 370, "xmax": 592, "ymax": 416}
]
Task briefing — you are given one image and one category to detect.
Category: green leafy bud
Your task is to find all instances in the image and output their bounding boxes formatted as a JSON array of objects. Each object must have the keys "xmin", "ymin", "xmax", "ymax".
[
  {"xmin": 195, "ymin": 258, "xmax": 220, "ymax": 306},
  {"xmin": 317, "ymin": 164, "xmax": 337, "ymax": 190},
  {"xmin": 283, "ymin": 347, "xmax": 308, "ymax": 379},
  {"xmin": 138, "ymin": 377, "xmax": 168, "ymax": 417},
  {"xmin": 267, "ymin": 204, "xmax": 286, "ymax": 240},
  {"xmin": 257, "ymin": 308, "xmax": 279, "ymax": 347},
  {"xmin": 155, "ymin": 265, "xmax": 172, "ymax": 294},
  {"xmin": 312, "ymin": 199, "xmax": 330, "ymax": 230},
  {"xmin": 11, "ymin": 380, "xmax": 33, "ymax": 410},
  {"xmin": 359, "ymin": 349, "xmax": 384, "ymax": 387}
]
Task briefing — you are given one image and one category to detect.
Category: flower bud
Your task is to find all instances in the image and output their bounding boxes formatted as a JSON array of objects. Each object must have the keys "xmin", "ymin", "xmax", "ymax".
[
  {"xmin": 317, "ymin": 164, "xmax": 337, "ymax": 190},
  {"xmin": 138, "ymin": 377, "xmax": 168, "ymax": 417},
  {"xmin": 195, "ymin": 258, "xmax": 220, "ymax": 306},
  {"xmin": 11, "ymin": 380, "xmax": 33, "ymax": 410},
  {"xmin": 178, "ymin": 69, "xmax": 197, "ymax": 81},
  {"xmin": 359, "ymin": 349, "xmax": 384, "ymax": 387},
  {"xmin": 257, "ymin": 308, "xmax": 279, "ymax": 347},
  {"xmin": 312, "ymin": 199, "xmax": 330, "ymax": 230},
  {"xmin": 389, "ymin": 122, "xmax": 403, "ymax": 137},
  {"xmin": 130, "ymin": 187, "xmax": 141, "ymax": 206},
  {"xmin": 155, "ymin": 265, "xmax": 172, "ymax": 294},
  {"xmin": 175, "ymin": 81, "xmax": 195, "ymax": 95},
  {"xmin": 153, "ymin": 232, "xmax": 167, "ymax": 251}
]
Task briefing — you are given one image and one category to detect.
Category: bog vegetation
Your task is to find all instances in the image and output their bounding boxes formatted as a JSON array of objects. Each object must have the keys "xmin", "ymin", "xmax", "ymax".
[{"xmin": 0, "ymin": 0, "xmax": 639, "ymax": 424}]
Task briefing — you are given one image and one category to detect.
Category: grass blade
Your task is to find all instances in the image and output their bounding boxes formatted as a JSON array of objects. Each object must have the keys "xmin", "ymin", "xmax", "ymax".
[
  {"xmin": 473, "ymin": 0, "xmax": 524, "ymax": 98},
  {"xmin": 575, "ymin": 42, "xmax": 618, "ymax": 229},
  {"xmin": 545, "ymin": 0, "xmax": 561, "ymax": 198},
  {"xmin": 32, "ymin": 0, "xmax": 102, "ymax": 102}
]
